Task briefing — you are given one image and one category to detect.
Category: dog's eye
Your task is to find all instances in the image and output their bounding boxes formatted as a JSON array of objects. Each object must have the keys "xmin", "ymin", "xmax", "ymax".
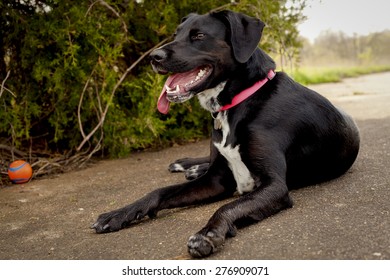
[{"xmin": 191, "ymin": 33, "xmax": 205, "ymax": 41}]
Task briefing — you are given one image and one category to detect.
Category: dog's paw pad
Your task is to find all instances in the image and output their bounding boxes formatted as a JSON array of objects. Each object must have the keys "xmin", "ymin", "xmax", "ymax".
[{"xmin": 187, "ymin": 234, "xmax": 215, "ymax": 258}]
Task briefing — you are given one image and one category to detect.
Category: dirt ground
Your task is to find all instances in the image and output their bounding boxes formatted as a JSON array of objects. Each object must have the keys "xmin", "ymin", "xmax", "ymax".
[{"xmin": 0, "ymin": 72, "xmax": 389, "ymax": 260}]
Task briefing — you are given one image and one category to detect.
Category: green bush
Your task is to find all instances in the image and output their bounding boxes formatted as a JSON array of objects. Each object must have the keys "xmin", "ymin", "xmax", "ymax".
[{"xmin": 0, "ymin": 0, "xmax": 305, "ymax": 158}]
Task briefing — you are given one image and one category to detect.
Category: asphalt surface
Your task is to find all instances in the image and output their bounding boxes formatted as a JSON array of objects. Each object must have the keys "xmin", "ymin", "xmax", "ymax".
[{"xmin": 0, "ymin": 72, "xmax": 389, "ymax": 260}]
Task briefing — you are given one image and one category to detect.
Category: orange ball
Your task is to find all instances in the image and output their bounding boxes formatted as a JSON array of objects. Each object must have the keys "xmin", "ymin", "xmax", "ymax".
[{"xmin": 8, "ymin": 160, "xmax": 33, "ymax": 184}]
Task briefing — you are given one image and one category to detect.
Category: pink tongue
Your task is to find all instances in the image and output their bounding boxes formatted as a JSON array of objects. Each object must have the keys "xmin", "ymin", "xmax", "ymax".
[
  {"xmin": 157, "ymin": 68, "xmax": 203, "ymax": 114},
  {"xmin": 157, "ymin": 75, "xmax": 174, "ymax": 114},
  {"xmin": 157, "ymin": 91, "xmax": 170, "ymax": 114}
]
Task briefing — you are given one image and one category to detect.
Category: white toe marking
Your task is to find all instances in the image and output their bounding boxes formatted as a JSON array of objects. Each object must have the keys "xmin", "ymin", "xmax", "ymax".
[{"xmin": 170, "ymin": 163, "xmax": 185, "ymax": 172}]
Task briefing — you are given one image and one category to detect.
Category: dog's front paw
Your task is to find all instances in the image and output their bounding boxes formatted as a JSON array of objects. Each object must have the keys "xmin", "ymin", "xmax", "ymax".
[
  {"xmin": 168, "ymin": 157, "xmax": 209, "ymax": 173},
  {"xmin": 187, "ymin": 234, "xmax": 215, "ymax": 258},
  {"xmin": 91, "ymin": 204, "xmax": 149, "ymax": 234},
  {"xmin": 185, "ymin": 163, "xmax": 209, "ymax": 180},
  {"xmin": 92, "ymin": 193, "xmax": 159, "ymax": 233},
  {"xmin": 168, "ymin": 157, "xmax": 195, "ymax": 173},
  {"xmin": 187, "ymin": 231, "xmax": 225, "ymax": 258},
  {"xmin": 91, "ymin": 210, "xmax": 131, "ymax": 233}
]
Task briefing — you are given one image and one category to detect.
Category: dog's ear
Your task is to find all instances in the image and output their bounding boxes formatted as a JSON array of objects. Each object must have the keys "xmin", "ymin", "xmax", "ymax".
[{"xmin": 213, "ymin": 10, "xmax": 265, "ymax": 63}]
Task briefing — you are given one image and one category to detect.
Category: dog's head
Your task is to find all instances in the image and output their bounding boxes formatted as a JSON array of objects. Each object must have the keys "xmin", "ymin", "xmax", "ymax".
[{"xmin": 150, "ymin": 10, "xmax": 265, "ymax": 114}]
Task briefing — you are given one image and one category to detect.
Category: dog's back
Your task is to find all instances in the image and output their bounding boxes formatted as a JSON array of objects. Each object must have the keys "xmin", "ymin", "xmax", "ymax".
[{"xmin": 262, "ymin": 72, "xmax": 360, "ymax": 188}]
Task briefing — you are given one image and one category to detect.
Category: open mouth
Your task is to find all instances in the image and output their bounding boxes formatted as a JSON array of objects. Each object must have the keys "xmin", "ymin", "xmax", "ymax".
[{"xmin": 157, "ymin": 65, "xmax": 212, "ymax": 114}]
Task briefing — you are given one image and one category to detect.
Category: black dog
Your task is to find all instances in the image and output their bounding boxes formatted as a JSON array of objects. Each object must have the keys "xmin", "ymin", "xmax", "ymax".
[{"xmin": 92, "ymin": 10, "xmax": 360, "ymax": 258}]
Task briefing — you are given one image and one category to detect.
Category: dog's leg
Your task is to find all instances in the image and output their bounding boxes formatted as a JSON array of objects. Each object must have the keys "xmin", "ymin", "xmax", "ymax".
[
  {"xmin": 187, "ymin": 149, "xmax": 293, "ymax": 257},
  {"xmin": 169, "ymin": 140, "xmax": 215, "ymax": 179},
  {"xmin": 168, "ymin": 156, "xmax": 209, "ymax": 172},
  {"xmin": 184, "ymin": 162, "xmax": 210, "ymax": 180},
  {"xmin": 92, "ymin": 156, "xmax": 234, "ymax": 233},
  {"xmin": 168, "ymin": 156, "xmax": 210, "ymax": 180},
  {"xmin": 187, "ymin": 180, "xmax": 292, "ymax": 257}
]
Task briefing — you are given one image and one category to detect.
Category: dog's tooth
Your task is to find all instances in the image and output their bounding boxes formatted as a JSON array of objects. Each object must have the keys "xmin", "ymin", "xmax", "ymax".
[
  {"xmin": 196, "ymin": 70, "xmax": 204, "ymax": 81},
  {"xmin": 166, "ymin": 85, "xmax": 182, "ymax": 94},
  {"xmin": 189, "ymin": 68, "xmax": 209, "ymax": 86},
  {"xmin": 185, "ymin": 80, "xmax": 195, "ymax": 88},
  {"xmin": 165, "ymin": 85, "xmax": 174, "ymax": 93}
]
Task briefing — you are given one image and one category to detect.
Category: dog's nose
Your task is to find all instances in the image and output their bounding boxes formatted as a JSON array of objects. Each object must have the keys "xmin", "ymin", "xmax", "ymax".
[{"xmin": 150, "ymin": 48, "xmax": 167, "ymax": 62}]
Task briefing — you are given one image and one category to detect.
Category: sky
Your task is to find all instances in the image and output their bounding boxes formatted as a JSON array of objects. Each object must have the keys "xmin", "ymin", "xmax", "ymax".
[{"xmin": 297, "ymin": 0, "xmax": 390, "ymax": 42}]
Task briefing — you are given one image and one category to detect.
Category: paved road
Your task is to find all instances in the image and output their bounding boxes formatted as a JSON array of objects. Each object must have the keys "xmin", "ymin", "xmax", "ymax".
[{"xmin": 0, "ymin": 72, "xmax": 389, "ymax": 260}]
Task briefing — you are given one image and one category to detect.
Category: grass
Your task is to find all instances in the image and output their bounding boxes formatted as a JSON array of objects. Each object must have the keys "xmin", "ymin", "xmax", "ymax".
[{"xmin": 286, "ymin": 65, "xmax": 390, "ymax": 85}]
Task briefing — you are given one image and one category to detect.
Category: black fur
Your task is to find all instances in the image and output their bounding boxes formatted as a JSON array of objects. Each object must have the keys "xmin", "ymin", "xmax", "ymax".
[{"xmin": 92, "ymin": 10, "xmax": 360, "ymax": 258}]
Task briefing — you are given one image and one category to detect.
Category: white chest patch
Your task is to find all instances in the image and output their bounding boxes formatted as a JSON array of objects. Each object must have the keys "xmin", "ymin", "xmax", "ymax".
[
  {"xmin": 197, "ymin": 82, "xmax": 226, "ymax": 112},
  {"xmin": 213, "ymin": 112, "xmax": 255, "ymax": 194}
]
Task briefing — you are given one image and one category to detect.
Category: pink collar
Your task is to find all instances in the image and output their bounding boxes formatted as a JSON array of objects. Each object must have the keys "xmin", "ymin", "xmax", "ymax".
[{"xmin": 219, "ymin": 70, "xmax": 276, "ymax": 111}]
